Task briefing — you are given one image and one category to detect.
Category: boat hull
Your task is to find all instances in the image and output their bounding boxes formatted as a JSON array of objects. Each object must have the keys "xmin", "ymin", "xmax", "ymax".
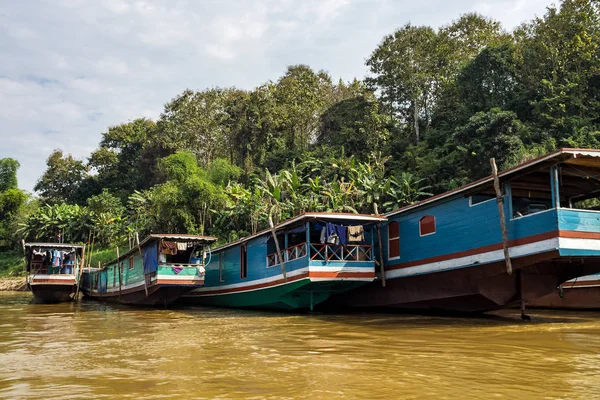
[
  {"xmin": 325, "ymin": 251, "xmax": 600, "ymax": 313},
  {"xmin": 528, "ymin": 275, "xmax": 600, "ymax": 310},
  {"xmin": 29, "ymin": 275, "xmax": 77, "ymax": 303},
  {"xmin": 81, "ymin": 281, "xmax": 199, "ymax": 307},
  {"xmin": 181, "ymin": 277, "xmax": 369, "ymax": 311},
  {"xmin": 30, "ymin": 284, "xmax": 76, "ymax": 303}
]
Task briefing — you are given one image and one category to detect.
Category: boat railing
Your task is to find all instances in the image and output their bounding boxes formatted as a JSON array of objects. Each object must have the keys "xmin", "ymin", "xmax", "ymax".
[
  {"xmin": 309, "ymin": 243, "xmax": 373, "ymax": 262},
  {"xmin": 159, "ymin": 263, "xmax": 205, "ymax": 268},
  {"xmin": 267, "ymin": 242, "xmax": 374, "ymax": 266},
  {"xmin": 266, "ymin": 242, "xmax": 308, "ymax": 267}
]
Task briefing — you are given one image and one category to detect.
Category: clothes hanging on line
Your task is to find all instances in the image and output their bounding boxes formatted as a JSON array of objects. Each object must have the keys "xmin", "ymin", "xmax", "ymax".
[
  {"xmin": 325, "ymin": 223, "xmax": 338, "ymax": 244},
  {"xmin": 335, "ymin": 224, "xmax": 348, "ymax": 246},
  {"xmin": 160, "ymin": 241, "xmax": 178, "ymax": 255},
  {"xmin": 52, "ymin": 250, "xmax": 62, "ymax": 267},
  {"xmin": 347, "ymin": 225, "xmax": 364, "ymax": 242},
  {"xmin": 176, "ymin": 242, "xmax": 187, "ymax": 251}
]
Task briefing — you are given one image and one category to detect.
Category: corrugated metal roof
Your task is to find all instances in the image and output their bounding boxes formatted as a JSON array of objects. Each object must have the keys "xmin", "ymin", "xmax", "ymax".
[
  {"xmin": 385, "ymin": 148, "xmax": 600, "ymax": 218},
  {"xmin": 102, "ymin": 234, "xmax": 217, "ymax": 266},
  {"xmin": 25, "ymin": 242, "xmax": 84, "ymax": 249},
  {"xmin": 212, "ymin": 212, "xmax": 387, "ymax": 253}
]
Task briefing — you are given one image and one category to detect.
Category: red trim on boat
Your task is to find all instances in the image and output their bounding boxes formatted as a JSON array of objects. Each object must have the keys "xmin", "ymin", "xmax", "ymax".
[
  {"xmin": 191, "ymin": 270, "xmax": 375, "ymax": 296},
  {"xmin": 386, "ymin": 230, "xmax": 599, "ymax": 271},
  {"xmin": 156, "ymin": 279, "xmax": 204, "ymax": 286}
]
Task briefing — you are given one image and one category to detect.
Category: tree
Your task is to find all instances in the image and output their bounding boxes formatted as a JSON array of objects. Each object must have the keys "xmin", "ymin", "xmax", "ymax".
[
  {"xmin": 89, "ymin": 118, "xmax": 156, "ymax": 200},
  {"xmin": 0, "ymin": 158, "xmax": 20, "ymax": 192},
  {"xmin": 367, "ymin": 24, "xmax": 437, "ymax": 143},
  {"xmin": 273, "ymin": 65, "xmax": 333, "ymax": 151},
  {"xmin": 155, "ymin": 89, "xmax": 232, "ymax": 166},
  {"xmin": 148, "ymin": 152, "xmax": 227, "ymax": 235},
  {"xmin": 514, "ymin": 0, "xmax": 600, "ymax": 139},
  {"xmin": 451, "ymin": 108, "xmax": 526, "ymax": 179},
  {"xmin": 34, "ymin": 150, "xmax": 88, "ymax": 205},
  {"xmin": 318, "ymin": 92, "xmax": 392, "ymax": 160},
  {"xmin": 367, "ymin": 14, "xmax": 505, "ymax": 143}
]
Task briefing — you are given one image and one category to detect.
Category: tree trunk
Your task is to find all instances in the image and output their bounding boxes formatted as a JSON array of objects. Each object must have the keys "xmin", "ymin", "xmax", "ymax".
[{"xmin": 413, "ymin": 99, "xmax": 420, "ymax": 143}]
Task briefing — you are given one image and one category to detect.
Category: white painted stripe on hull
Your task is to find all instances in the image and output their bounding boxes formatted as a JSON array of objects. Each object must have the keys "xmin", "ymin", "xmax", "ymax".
[
  {"xmin": 101, "ymin": 274, "xmax": 204, "ymax": 294},
  {"xmin": 560, "ymin": 237, "xmax": 600, "ymax": 251},
  {"xmin": 30, "ymin": 274, "xmax": 76, "ymax": 281},
  {"xmin": 384, "ymin": 236, "xmax": 600, "ymax": 280},
  {"xmin": 153, "ymin": 274, "xmax": 205, "ymax": 281},
  {"xmin": 190, "ymin": 265, "xmax": 375, "ymax": 295},
  {"xmin": 384, "ymin": 238, "xmax": 560, "ymax": 280}
]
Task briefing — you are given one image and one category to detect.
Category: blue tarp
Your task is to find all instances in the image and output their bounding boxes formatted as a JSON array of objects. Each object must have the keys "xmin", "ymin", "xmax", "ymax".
[{"xmin": 143, "ymin": 242, "xmax": 158, "ymax": 274}]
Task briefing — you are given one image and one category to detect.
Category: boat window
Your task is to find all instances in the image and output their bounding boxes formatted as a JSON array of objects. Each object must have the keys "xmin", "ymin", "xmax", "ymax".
[
  {"xmin": 469, "ymin": 194, "xmax": 495, "ymax": 206},
  {"xmin": 388, "ymin": 221, "xmax": 400, "ymax": 259},
  {"xmin": 419, "ymin": 216, "xmax": 436, "ymax": 236},
  {"xmin": 240, "ymin": 244, "xmax": 248, "ymax": 279},
  {"xmin": 128, "ymin": 256, "xmax": 134, "ymax": 270},
  {"xmin": 512, "ymin": 197, "xmax": 551, "ymax": 218}
]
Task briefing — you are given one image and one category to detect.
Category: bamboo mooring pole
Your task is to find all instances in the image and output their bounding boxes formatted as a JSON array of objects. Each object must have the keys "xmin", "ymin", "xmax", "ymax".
[
  {"xmin": 136, "ymin": 232, "xmax": 149, "ymax": 297},
  {"xmin": 116, "ymin": 246, "xmax": 122, "ymax": 301},
  {"xmin": 268, "ymin": 216, "xmax": 287, "ymax": 282},
  {"xmin": 75, "ymin": 244, "xmax": 85, "ymax": 300},
  {"xmin": 376, "ymin": 225, "xmax": 386, "ymax": 287},
  {"xmin": 98, "ymin": 261, "xmax": 102, "ymax": 299},
  {"xmin": 490, "ymin": 158, "xmax": 513, "ymax": 275}
]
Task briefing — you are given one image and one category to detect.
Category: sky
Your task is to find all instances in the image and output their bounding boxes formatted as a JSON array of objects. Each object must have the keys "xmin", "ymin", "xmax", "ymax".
[{"xmin": 0, "ymin": 0, "xmax": 556, "ymax": 193}]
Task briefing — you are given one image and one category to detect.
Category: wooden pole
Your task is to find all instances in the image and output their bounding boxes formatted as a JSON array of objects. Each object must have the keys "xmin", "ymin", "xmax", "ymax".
[
  {"xmin": 376, "ymin": 225, "xmax": 386, "ymax": 287},
  {"xmin": 269, "ymin": 216, "xmax": 287, "ymax": 282},
  {"xmin": 98, "ymin": 261, "xmax": 102, "ymax": 299},
  {"xmin": 136, "ymin": 232, "xmax": 149, "ymax": 297},
  {"xmin": 490, "ymin": 158, "xmax": 513, "ymax": 275},
  {"xmin": 116, "ymin": 246, "xmax": 122, "ymax": 301},
  {"xmin": 75, "ymin": 244, "xmax": 85, "ymax": 300}
]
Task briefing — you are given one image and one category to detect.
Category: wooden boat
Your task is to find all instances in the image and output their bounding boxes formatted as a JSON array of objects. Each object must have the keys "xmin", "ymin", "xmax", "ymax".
[
  {"xmin": 24, "ymin": 242, "xmax": 84, "ymax": 303},
  {"xmin": 180, "ymin": 213, "xmax": 386, "ymax": 310},
  {"xmin": 527, "ymin": 274, "xmax": 600, "ymax": 309},
  {"xmin": 325, "ymin": 149, "xmax": 600, "ymax": 313},
  {"xmin": 80, "ymin": 234, "xmax": 217, "ymax": 306}
]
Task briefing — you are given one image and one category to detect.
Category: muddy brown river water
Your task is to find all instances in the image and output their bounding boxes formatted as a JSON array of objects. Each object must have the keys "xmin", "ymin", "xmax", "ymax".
[{"xmin": 1, "ymin": 291, "xmax": 600, "ymax": 399}]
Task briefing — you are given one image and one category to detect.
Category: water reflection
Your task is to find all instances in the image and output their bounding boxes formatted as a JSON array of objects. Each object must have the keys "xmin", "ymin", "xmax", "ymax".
[{"xmin": 1, "ymin": 291, "xmax": 600, "ymax": 399}]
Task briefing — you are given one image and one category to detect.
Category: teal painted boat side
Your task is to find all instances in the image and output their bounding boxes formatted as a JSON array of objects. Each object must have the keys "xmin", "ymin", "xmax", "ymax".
[{"xmin": 184, "ymin": 278, "xmax": 367, "ymax": 310}]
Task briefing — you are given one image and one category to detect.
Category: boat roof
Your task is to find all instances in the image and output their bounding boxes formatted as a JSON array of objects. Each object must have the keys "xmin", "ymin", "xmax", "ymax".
[
  {"xmin": 24, "ymin": 242, "xmax": 84, "ymax": 249},
  {"xmin": 104, "ymin": 233, "xmax": 218, "ymax": 266},
  {"xmin": 143, "ymin": 234, "xmax": 218, "ymax": 244},
  {"xmin": 213, "ymin": 212, "xmax": 387, "ymax": 252},
  {"xmin": 386, "ymin": 148, "xmax": 600, "ymax": 218}
]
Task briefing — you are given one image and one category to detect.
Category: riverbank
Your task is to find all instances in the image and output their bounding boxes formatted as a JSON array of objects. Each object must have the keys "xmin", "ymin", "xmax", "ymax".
[{"xmin": 0, "ymin": 278, "xmax": 26, "ymax": 291}]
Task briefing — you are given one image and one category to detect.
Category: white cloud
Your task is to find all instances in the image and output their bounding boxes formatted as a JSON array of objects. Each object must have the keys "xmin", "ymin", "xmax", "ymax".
[{"xmin": 0, "ymin": 0, "xmax": 555, "ymax": 192}]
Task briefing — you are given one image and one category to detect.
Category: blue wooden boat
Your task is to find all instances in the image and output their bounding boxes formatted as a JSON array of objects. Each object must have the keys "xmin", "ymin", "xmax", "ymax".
[
  {"xmin": 24, "ymin": 242, "xmax": 84, "ymax": 303},
  {"xmin": 80, "ymin": 234, "xmax": 217, "ymax": 306},
  {"xmin": 180, "ymin": 213, "xmax": 386, "ymax": 310},
  {"xmin": 328, "ymin": 149, "xmax": 600, "ymax": 313}
]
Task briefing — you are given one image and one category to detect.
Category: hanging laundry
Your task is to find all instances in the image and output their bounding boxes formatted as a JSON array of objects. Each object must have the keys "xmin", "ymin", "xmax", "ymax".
[
  {"xmin": 324, "ymin": 223, "xmax": 338, "ymax": 244},
  {"xmin": 320, "ymin": 225, "xmax": 327, "ymax": 244},
  {"xmin": 176, "ymin": 242, "xmax": 187, "ymax": 251},
  {"xmin": 335, "ymin": 225, "xmax": 348, "ymax": 246},
  {"xmin": 348, "ymin": 225, "xmax": 364, "ymax": 242},
  {"xmin": 172, "ymin": 266, "xmax": 183, "ymax": 274},
  {"xmin": 52, "ymin": 250, "xmax": 61, "ymax": 267},
  {"xmin": 160, "ymin": 240, "xmax": 178, "ymax": 255}
]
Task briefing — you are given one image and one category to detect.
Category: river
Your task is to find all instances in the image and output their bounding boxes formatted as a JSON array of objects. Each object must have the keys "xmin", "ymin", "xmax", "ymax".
[{"xmin": 1, "ymin": 292, "xmax": 600, "ymax": 399}]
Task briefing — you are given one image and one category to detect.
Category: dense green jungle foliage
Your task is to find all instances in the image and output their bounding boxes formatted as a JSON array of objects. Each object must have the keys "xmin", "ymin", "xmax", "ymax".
[{"xmin": 1, "ymin": 0, "xmax": 599, "ymax": 270}]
